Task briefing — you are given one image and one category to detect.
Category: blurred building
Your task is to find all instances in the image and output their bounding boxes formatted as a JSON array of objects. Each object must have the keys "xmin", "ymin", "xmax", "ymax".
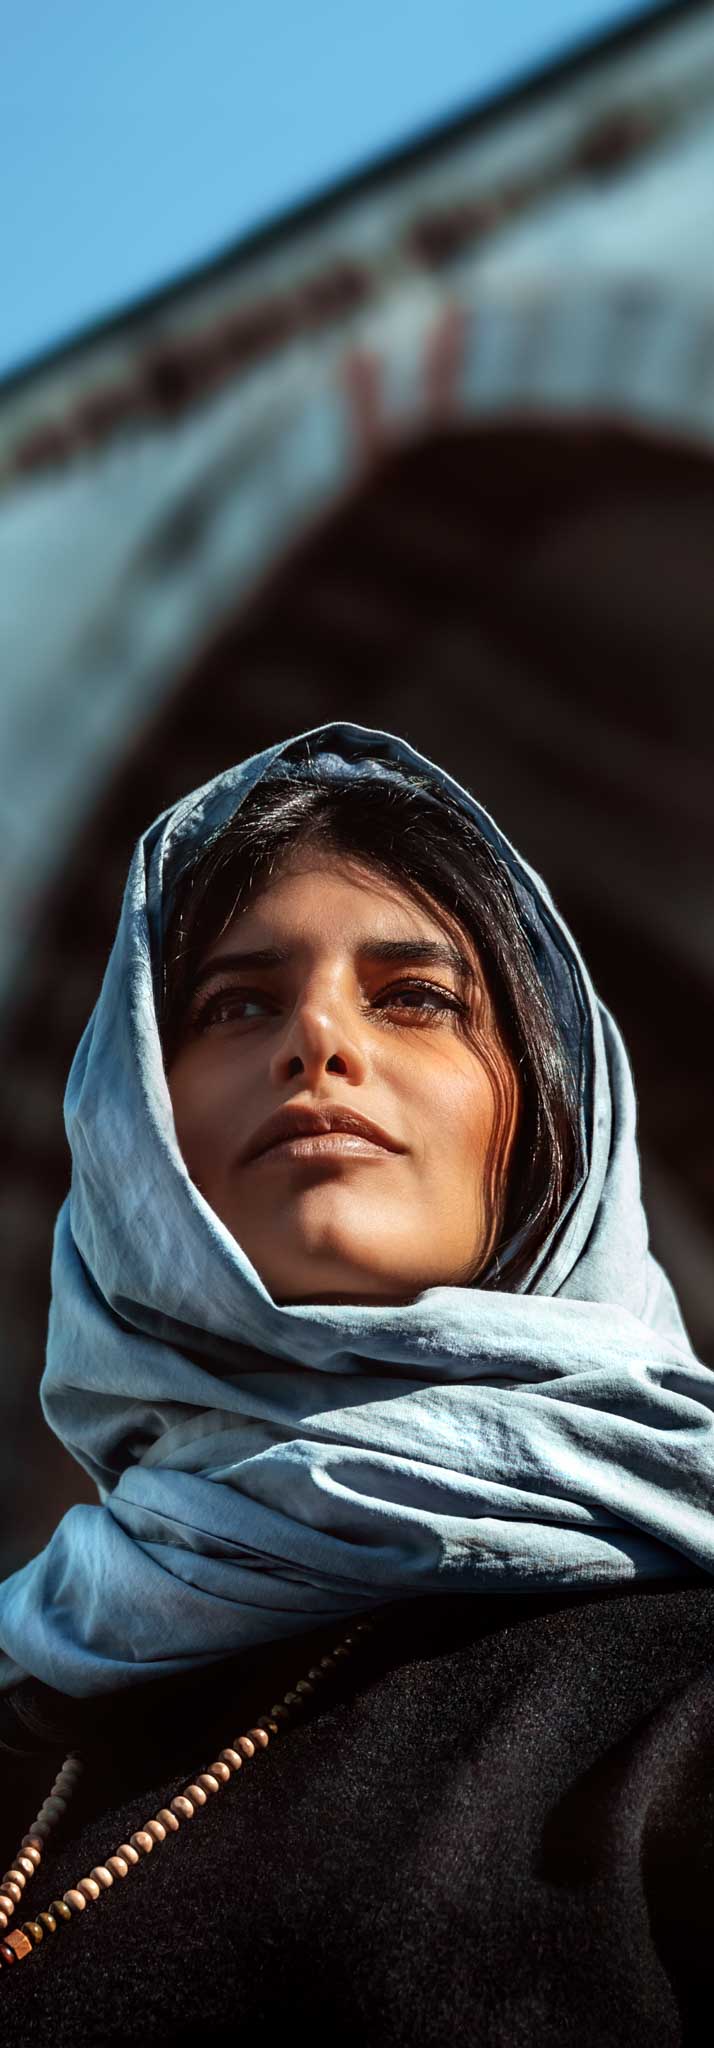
[{"xmin": 1, "ymin": 0, "xmax": 713, "ymax": 1574}]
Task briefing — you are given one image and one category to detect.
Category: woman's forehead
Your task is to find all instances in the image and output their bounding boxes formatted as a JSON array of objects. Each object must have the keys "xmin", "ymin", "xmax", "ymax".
[
  {"xmin": 202, "ymin": 851, "xmax": 479, "ymax": 968},
  {"xmin": 229, "ymin": 852, "xmax": 438, "ymax": 918}
]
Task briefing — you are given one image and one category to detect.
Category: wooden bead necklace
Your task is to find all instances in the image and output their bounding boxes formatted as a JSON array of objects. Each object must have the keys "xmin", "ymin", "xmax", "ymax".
[{"xmin": 0, "ymin": 1617, "xmax": 374, "ymax": 1981}]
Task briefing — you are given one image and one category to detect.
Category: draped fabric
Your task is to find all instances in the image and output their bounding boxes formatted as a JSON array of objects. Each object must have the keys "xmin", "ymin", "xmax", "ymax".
[{"xmin": 0, "ymin": 719, "xmax": 712, "ymax": 1700}]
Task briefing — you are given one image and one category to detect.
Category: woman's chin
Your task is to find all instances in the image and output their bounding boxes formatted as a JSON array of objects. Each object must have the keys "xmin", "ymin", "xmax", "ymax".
[{"xmin": 249, "ymin": 1243, "xmax": 422, "ymax": 1307}]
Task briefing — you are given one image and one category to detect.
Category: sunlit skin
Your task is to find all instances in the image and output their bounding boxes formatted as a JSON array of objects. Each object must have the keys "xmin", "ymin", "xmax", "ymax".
[{"xmin": 166, "ymin": 849, "xmax": 521, "ymax": 1305}]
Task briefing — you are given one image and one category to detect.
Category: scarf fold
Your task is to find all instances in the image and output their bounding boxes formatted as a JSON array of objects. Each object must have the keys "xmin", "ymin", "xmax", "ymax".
[{"xmin": 1, "ymin": 719, "xmax": 711, "ymax": 1699}]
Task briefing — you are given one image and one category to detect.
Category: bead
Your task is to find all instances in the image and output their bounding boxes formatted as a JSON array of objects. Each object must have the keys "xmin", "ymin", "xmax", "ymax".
[
  {"xmin": 207, "ymin": 1762, "xmax": 231, "ymax": 1784},
  {"xmin": 219, "ymin": 1749, "xmax": 242, "ymax": 1771},
  {"xmin": 0, "ymin": 1894, "xmax": 16, "ymax": 1915},
  {"xmin": 3, "ymin": 1883, "xmax": 22, "ymax": 1905},
  {"xmin": 333, "ymin": 1646, "xmax": 350, "ymax": 1660},
  {"xmin": 247, "ymin": 1726, "xmax": 270, "ymax": 1748},
  {"xmin": 107, "ymin": 1857, "xmax": 129, "ymax": 1879},
  {"xmin": 17, "ymin": 1855, "xmax": 35, "ymax": 1879},
  {"xmin": 29, "ymin": 1823, "xmax": 50, "ymax": 1842},
  {"xmin": 319, "ymin": 1655, "xmax": 336, "ymax": 1671},
  {"xmin": 236, "ymin": 1737, "xmax": 256, "ymax": 1758},
  {"xmin": 22, "ymin": 1919, "xmax": 44, "ymax": 1944},
  {"xmin": 294, "ymin": 1680, "xmax": 314, "ymax": 1697},
  {"xmin": 170, "ymin": 1796, "xmax": 195, "ymax": 1820},
  {"xmin": 270, "ymin": 1704, "xmax": 290, "ymax": 1721},
  {"xmin": 254, "ymin": 1716, "xmax": 278, "ymax": 1735},
  {"xmin": 20, "ymin": 1844, "xmax": 41, "ymax": 1868},
  {"xmin": 282, "ymin": 1693, "xmax": 301, "ymax": 1707},
  {"xmin": 5, "ymin": 1869, "xmax": 26, "ymax": 1890},
  {"xmin": 41, "ymin": 1796, "xmax": 67, "ymax": 1819},
  {"xmin": 116, "ymin": 1843, "xmax": 140, "ymax": 1866},
  {"xmin": 197, "ymin": 1773, "xmax": 220, "ymax": 1796},
  {"xmin": 49, "ymin": 1899, "xmax": 72, "ymax": 1922},
  {"xmin": 5, "ymin": 1929, "xmax": 32, "ymax": 1960},
  {"xmin": 90, "ymin": 1866, "xmax": 114, "ymax": 1888},
  {"xmin": 0, "ymin": 1914, "xmax": 7, "ymax": 1932},
  {"xmin": 307, "ymin": 1667, "xmax": 324, "ymax": 1682},
  {"xmin": 78, "ymin": 1878, "xmax": 101, "ymax": 1903},
  {"xmin": 184, "ymin": 1783, "xmax": 207, "ymax": 1807},
  {"xmin": 130, "ymin": 1832, "xmax": 154, "ymax": 1855},
  {"xmin": 0, "ymin": 1944, "xmax": 16, "ymax": 1966},
  {"xmin": 145, "ymin": 1820, "xmax": 166, "ymax": 1843},
  {"xmin": 63, "ymin": 1890, "xmax": 87, "ymax": 1913},
  {"xmin": 38, "ymin": 1911, "xmax": 58, "ymax": 1934},
  {"xmin": 156, "ymin": 1808, "xmax": 179, "ymax": 1833}
]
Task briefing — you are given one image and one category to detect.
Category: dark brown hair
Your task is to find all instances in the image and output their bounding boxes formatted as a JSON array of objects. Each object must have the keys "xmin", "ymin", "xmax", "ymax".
[{"xmin": 161, "ymin": 759, "xmax": 581, "ymax": 1289}]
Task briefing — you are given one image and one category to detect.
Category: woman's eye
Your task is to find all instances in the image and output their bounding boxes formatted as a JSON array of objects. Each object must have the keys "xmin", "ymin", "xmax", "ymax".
[
  {"xmin": 192, "ymin": 988, "xmax": 268, "ymax": 1030},
  {"xmin": 378, "ymin": 981, "xmax": 465, "ymax": 1018},
  {"xmin": 191, "ymin": 979, "xmax": 465, "ymax": 1034}
]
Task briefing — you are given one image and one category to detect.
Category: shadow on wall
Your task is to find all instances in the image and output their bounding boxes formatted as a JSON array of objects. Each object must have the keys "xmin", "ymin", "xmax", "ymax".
[{"xmin": 0, "ymin": 419, "xmax": 712, "ymax": 1578}]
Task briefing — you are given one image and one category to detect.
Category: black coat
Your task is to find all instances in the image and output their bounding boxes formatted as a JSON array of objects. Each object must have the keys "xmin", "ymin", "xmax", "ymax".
[{"xmin": 0, "ymin": 1575, "xmax": 712, "ymax": 2045}]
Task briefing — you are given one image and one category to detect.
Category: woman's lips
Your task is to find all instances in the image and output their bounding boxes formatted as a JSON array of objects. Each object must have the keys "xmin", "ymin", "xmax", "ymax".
[{"xmin": 250, "ymin": 1133, "xmax": 397, "ymax": 1166}]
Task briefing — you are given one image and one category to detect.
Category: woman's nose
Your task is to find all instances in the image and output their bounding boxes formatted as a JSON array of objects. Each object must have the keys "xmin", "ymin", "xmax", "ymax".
[{"xmin": 269, "ymin": 995, "xmax": 369, "ymax": 1087}]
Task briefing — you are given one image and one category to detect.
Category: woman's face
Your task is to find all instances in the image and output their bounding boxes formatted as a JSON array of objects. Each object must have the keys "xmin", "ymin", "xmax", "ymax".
[{"xmin": 166, "ymin": 848, "xmax": 519, "ymax": 1304}]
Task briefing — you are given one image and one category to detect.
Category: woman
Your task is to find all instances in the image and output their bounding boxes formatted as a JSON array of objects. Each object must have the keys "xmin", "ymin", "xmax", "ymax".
[{"xmin": 0, "ymin": 719, "xmax": 711, "ymax": 2043}]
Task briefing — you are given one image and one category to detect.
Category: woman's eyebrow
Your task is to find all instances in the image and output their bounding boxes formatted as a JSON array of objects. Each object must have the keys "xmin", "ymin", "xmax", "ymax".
[{"xmin": 190, "ymin": 938, "xmax": 475, "ymax": 992}]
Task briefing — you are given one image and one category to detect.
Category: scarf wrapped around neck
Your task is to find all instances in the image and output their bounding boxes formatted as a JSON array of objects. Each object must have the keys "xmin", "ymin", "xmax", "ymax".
[{"xmin": 0, "ymin": 719, "xmax": 712, "ymax": 1700}]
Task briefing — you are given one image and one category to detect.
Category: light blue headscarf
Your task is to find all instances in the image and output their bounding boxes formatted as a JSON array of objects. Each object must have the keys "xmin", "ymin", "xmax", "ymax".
[{"xmin": 1, "ymin": 720, "xmax": 712, "ymax": 1700}]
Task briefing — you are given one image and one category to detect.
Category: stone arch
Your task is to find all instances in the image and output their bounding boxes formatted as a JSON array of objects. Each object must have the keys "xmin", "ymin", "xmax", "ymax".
[{"xmin": 4, "ymin": 273, "xmax": 714, "ymax": 1009}]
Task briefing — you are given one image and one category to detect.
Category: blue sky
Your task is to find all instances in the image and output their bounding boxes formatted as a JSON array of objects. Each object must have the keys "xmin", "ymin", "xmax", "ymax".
[{"xmin": 3, "ymin": 1, "xmax": 652, "ymax": 380}]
